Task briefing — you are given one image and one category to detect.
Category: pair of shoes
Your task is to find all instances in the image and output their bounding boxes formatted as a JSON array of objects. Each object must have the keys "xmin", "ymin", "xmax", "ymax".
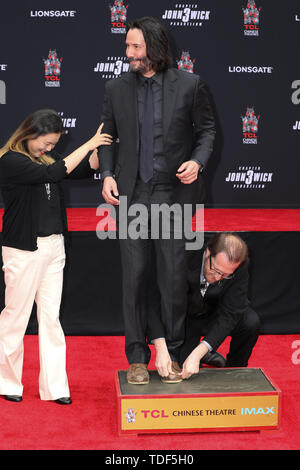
[
  {"xmin": 127, "ymin": 363, "xmax": 149, "ymax": 385},
  {"xmin": 161, "ymin": 361, "xmax": 182, "ymax": 384},
  {"xmin": 55, "ymin": 397, "xmax": 72, "ymax": 405},
  {"xmin": 4, "ymin": 395, "xmax": 22, "ymax": 402},
  {"xmin": 201, "ymin": 351, "xmax": 226, "ymax": 368}
]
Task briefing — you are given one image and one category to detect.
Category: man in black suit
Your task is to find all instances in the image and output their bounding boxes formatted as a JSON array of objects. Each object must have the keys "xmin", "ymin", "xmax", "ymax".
[
  {"xmin": 177, "ymin": 233, "xmax": 261, "ymax": 379},
  {"xmin": 99, "ymin": 16, "xmax": 215, "ymax": 384}
]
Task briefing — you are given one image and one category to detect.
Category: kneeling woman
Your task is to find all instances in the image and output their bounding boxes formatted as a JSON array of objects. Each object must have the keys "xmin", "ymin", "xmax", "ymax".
[{"xmin": 0, "ymin": 109, "xmax": 112, "ymax": 404}]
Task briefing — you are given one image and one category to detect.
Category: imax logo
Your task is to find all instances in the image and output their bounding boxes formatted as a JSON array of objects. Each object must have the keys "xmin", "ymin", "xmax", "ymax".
[{"xmin": 241, "ymin": 407, "xmax": 274, "ymax": 416}]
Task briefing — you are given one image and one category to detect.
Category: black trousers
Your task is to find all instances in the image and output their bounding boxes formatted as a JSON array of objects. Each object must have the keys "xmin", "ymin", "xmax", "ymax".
[
  {"xmin": 119, "ymin": 175, "xmax": 187, "ymax": 365},
  {"xmin": 179, "ymin": 306, "xmax": 261, "ymax": 367}
]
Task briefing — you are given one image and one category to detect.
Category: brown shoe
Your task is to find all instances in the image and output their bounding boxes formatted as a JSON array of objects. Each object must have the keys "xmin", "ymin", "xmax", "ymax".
[
  {"xmin": 127, "ymin": 363, "xmax": 149, "ymax": 385},
  {"xmin": 161, "ymin": 361, "xmax": 182, "ymax": 384}
]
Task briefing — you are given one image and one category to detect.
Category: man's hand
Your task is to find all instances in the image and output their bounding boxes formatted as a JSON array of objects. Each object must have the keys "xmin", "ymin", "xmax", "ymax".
[
  {"xmin": 181, "ymin": 342, "xmax": 209, "ymax": 379},
  {"xmin": 153, "ymin": 338, "xmax": 173, "ymax": 378},
  {"xmin": 102, "ymin": 176, "xmax": 120, "ymax": 205},
  {"xmin": 176, "ymin": 160, "xmax": 201, "ymax": 184}
]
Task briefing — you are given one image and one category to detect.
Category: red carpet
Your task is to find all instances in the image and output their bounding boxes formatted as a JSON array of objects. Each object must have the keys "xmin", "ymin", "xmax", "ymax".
[
  {"xmin": 69, "ymin": 208, "xmax": 300, "ymax": 232},
  {"xmin": 0, "ymin": 334, "xmax": 299, "ymax": 450},
  {"xmin": 1, "ymin": 209, "xmax": 299, "ymax": 450},
  {"xmin": 1, "ymin": 208, "xmax": 300, "ymax": 232}
]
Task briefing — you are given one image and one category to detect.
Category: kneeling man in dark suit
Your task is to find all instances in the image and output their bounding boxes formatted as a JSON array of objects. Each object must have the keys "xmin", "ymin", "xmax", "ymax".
[{"xmin": 179, "ymin": 232, "xmax": 261, "ymax": 379}]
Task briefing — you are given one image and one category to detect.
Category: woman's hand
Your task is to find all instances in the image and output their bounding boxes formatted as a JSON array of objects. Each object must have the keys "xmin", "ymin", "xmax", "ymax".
[
  {"xmin": 63, "ymin": 123, "xmax": 112, "ymax": 174},
  {"xmin": 89, "ymin": 123, "xmax": 113, "ymax": 151},
  {"xmin": 88, "ymin": 149, "xmax": 99, "ymax": 170}
]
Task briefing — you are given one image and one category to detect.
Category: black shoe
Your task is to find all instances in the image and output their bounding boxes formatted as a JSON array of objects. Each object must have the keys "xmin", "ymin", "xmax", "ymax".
[
  {"xmin": 201, "ymin": 351, "xmax": 226, "ymax": 368},
  {"xmin": 55, "ymin": 397, "xmax": 72, "ymax": 405},
  {"xmin": 4, "ymin": 395, "xmax": 22, "ymax": 402}
]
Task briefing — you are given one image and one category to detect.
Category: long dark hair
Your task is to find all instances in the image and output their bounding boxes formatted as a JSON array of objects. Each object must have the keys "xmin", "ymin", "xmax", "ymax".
[
  {"xmin": 126, "ymin": 16, "xmax": 173, "ymax": 73},
  {"xmin": 0, "ymin": 109, "xmax": 63, "ymax": 163}
]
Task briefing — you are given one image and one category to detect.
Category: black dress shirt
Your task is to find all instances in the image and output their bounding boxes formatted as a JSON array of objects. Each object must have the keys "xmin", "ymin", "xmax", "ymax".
[
  {"xmin": 101, "ymin": 72, "xmax": 171, "ymax": 182},
  {"xmin": 136, "ymin": 72, "xmax": 169, "ymax": 177}
]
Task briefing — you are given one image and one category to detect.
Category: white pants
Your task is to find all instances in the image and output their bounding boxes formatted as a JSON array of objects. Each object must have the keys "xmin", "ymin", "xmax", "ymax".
[{"xmin": 0, "ymin": 234, "xmax": 70, "ymax": 400}]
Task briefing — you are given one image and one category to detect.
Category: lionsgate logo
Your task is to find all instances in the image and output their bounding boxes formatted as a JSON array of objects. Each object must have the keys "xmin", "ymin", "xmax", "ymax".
[
  {"xmin": 30, "ymin": 10, "xmax": 76, "ymax": 18},
  {"xmin": 109, "ymin": 0, "xmax": 128, "ymax": 34},
  {"xmin": 94, "ymin": 56, "xmax": 129, "ymax": 79},
  {"xmin": 241, "ymin": 106, "xmax": 260, "ymax": 144},
  {"xmin": 229, "ymin": 65, "xmax": 273, "ymax": 74},
  {"xmin": 162, "ymin": 3, "xmax": 211, "ymax": 27},
  {"xmin": 177, "ymin": 50, "xmax": 195, "ymax": 73},
  {"xmin": 95, "ymin": 198, "xmax": 204, "ymax": 251},
  {"xmin": 43, "ymin": 49, "xmax": 62, "ymax": 87},
  {"xmin": 242, "ymin": 0, "xmax": 261, "ymax": 36},
  {"xmin": 225, "ymin": 166, "xmax": 273, "ymax": 189}
]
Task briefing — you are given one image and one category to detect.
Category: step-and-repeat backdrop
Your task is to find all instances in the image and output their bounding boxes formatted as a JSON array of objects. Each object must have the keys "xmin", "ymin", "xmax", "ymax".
[{"xmin": 1, "ymin": 0, "xmax": 299, "ymax": 208}]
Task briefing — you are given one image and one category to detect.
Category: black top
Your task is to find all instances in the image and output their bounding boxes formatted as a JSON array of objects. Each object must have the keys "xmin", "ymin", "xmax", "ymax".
[
  {"xmin": 0, "ymin": 150, "xmax": 94, "ymax": 251},
  {"xmin": 38, "ymin": 182, "xmax": 63, "ymax": 236}
]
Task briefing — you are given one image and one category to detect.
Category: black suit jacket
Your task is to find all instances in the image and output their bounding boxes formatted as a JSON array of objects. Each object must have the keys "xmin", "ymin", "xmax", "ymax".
[
  {"xmin": 147, "ymin": 247, "xmax": 250, "ymax": 352},
  {"xmin": 99, "ymin": 68, "xmax": 215, "ymax": 206},
  {"xmin": 186, "ymin": 249, "xmax": 250, "ymax": 350}
]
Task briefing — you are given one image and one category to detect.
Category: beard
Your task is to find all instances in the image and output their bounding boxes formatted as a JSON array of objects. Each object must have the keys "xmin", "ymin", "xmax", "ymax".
[{"xmin": 128, "ymin": 56, "xmax": 152, "ymax": 74}]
